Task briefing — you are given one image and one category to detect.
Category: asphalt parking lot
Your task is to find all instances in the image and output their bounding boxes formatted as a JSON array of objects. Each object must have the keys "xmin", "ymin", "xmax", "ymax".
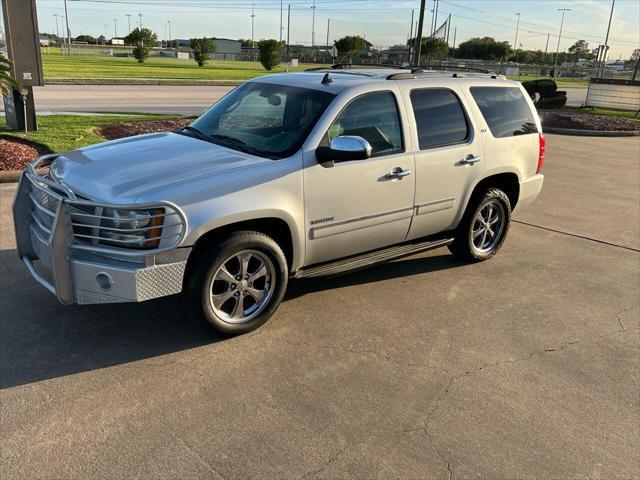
[{"xmin": 1, "ymin": 134, "xmax": 638, "ymax": 479}]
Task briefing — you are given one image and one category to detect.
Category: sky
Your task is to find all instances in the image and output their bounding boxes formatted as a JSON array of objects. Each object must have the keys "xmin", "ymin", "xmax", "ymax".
[{"xmin": 14, "ymin": 0, "xmax": 640, "ymax": 58}]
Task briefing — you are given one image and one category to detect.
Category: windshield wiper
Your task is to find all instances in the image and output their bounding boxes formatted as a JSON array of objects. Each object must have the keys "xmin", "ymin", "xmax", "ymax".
[
  {"xmin": 209, "ymin": 134, "xmax": 247, "ymax": 146},
  {"xmin": 181, "ymin": 125, "xmax": 209, "ymax": 140}
]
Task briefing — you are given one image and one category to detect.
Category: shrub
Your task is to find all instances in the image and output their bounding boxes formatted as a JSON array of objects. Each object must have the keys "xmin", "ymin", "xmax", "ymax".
[
  {"xmin": 258, "ymin": 39, "xmax": 282, "ymax": 71},
  {"xmin": 191, "ymin": 37, "xmax": 216, "ymax": 67}
]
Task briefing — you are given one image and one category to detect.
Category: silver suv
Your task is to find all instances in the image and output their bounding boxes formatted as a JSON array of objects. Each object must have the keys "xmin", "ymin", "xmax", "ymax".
[{"xmin": 13, "ymin": 66, "xmax": 545, "ymax": 334}]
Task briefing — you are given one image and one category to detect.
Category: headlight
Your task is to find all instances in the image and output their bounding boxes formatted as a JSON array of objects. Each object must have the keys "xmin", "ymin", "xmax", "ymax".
[{"xmin": 99, "ymin": 207, "xmax": 165, "ymax": 249}]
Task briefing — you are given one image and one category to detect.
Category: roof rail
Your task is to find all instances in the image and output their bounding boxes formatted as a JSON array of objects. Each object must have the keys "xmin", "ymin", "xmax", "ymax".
[
  {"xmin": 305, "ymin": 63, "xmax": 404, "ymax": 71},
  {"xmin": 408, "ymin": 64, "xmax": 494, "ymax": 74}
]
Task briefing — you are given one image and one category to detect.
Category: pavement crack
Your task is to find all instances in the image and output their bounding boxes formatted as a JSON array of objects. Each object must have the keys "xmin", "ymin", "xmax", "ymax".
[
  {"xmin": 283, "ymin": 339, "xmax": 452, "ymax": 376},
  {"xmin": 615, "ymin": 306, "xmax": 634, "ymax": 332},
  {"xmin": 299, "ymin": 443, "xmax": 349, "ymax": 479},
  {"xmin": 513, "ymin": 220, "xmax": 640, "ymax": 253}
]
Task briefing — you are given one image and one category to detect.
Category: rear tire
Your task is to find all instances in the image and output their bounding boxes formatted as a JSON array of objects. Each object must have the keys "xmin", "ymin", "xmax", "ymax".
[
  {"xmin": 186, "ymin": 231, "xmax": 288, "ymax": 335},
  {"xmin": 448, "ymin": 188, "xmax": 511, "ymax": 262}
]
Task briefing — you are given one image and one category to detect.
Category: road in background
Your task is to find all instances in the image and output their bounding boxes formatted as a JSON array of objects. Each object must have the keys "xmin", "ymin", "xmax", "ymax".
[
  {"xmin": 0, "ymin": 84, "xmax": 588, "ymax": 116},
  {"xmin": 1, "ymin": 135, "xmax": 638, "ymax": 479}
]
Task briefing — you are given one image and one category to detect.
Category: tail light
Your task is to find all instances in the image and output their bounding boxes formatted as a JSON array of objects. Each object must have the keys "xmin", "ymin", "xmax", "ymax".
[{"xmin": 537, "ymin": 133, "xmax": 545, "ymax": 174}]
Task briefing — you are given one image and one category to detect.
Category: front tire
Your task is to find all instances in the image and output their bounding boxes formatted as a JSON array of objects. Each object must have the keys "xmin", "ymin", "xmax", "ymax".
[
  {"xmin": 448, "ymin": 188, "xmax": 511, "ymax": 262},
  {"xmin": 186, "ymin": 231, "xmax": 288, "ymax": 335}
]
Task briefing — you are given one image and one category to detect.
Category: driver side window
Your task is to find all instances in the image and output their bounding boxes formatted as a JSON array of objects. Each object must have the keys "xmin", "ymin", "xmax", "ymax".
[{"xmin": 327, "ymin": 91, "xmax": 404, "ymax": 157}]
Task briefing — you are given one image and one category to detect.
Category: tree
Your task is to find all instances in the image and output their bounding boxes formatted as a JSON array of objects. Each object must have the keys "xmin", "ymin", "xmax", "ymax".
[
  {"xmin": 258, "ymin": 39, "xmax": 282, "ymax": 70},
  {"xmin": 238, "ymin": 38, "xmax": 254, "ymax": 48},
  {"xmin": 454, "ymin": 36, "xmax": 511, "ymax": 60},
  {"xmin": 0, "ymin": 53, "xmax": 20, "ymax": 97},
  {"xmin": 567, "ymin": 40, "xmax": 594, "ymax": 61},
  {"xmin": 408, "ymin": 37, "xmax": 449, "ymax": 60},
  {"xmin": 125, "ymin": 27, "xmax": 157, "ymax": 63},
  {"xmin": 73, "ymin": 34, "xmax": 97, "ymax": 44},
  {"xmin": 334, "ymin": 35, "xmax": 367, "ymax": 60},
  {"xmin": 190, "ymin": 37, "xmax": 216, "ymax": 67}
]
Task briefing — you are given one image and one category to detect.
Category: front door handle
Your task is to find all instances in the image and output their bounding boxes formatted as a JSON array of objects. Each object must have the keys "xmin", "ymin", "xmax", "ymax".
[
  {"xmin": 384, "ymin": 167, "xmax": 412, "ymax": 180},
  {"xmin": 459, "ymin": 154, "xmax": 482, "ymax": 165}
]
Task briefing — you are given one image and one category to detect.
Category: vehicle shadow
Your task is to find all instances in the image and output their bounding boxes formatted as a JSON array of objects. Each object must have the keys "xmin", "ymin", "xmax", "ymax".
[
  {"xmin": 0, "ymin": 249, "xmax": 463, "ymax": 389},
  {"xmin": 285, "ymin": 253, "xmax": 466, "ymax": 301}
]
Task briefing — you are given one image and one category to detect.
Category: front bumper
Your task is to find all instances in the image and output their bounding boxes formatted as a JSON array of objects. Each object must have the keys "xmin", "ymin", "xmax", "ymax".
[{"xmin": 13, "ymin": 157, "xmax": 188, "ymax": 305}]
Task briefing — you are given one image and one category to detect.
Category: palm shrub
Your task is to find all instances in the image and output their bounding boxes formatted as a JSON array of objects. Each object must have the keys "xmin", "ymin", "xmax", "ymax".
[{"xmin": 0, "ymin": 53, "xmax": 20, "ymax": 96}]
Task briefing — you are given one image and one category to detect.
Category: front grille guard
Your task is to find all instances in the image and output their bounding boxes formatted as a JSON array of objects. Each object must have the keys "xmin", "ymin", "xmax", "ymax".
[{"xmin": 13, "ymin": 154, "xmax": 188, "ymax": 304}]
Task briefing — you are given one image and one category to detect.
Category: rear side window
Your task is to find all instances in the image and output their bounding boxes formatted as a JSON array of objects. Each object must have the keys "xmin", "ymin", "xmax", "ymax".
[
  {"xmin": 410, "ymin": 89, "xmax": 469, "ymax": 149},
  {"xmin": 470, "ymin": 87, "xmax": 538, "ymax": 138}
]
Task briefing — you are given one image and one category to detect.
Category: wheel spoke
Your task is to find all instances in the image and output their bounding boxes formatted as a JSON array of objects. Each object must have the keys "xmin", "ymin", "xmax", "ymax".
[
  {"xmin": 489, "ymin": 214, "xmax": 500, "ymax": 225},
  {"xmin": 230, "ymin": 296, "xmax": 245, "ymax": 318},
  {"xmin": 211, "ymin": 289, "xmax": 235, "ymax": 309},
  {"xmin": 249, "ymin": 263, "xmax": 268, "ymax": 281},
  {"xmin": 239, "ymin": 253, "xmax": 251, "ymax": 277},
  {"xmin": 485, "ymin": 204, "xmax": 493, "ymax": 223},
  {"xmin": 473, "ymin": 227, "xmax": 484, "ymax": 239},
  {"xmin": 481, "ymin": 230, "xmax": 488, "ymax": 247},
  {"xmin": 217, "ymin": 265, "xmax": 236, "ymax": 284},
  {"xmin": 247, "ymin": 287, "xmax": 266, "ymax": 303}
]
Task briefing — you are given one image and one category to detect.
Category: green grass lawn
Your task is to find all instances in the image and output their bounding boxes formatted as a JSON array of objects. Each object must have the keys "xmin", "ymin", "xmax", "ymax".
[
  {"xmin": 0, "ymin": 114, "xmax": 173, "ymax": 152},
  {"xmin": 43, "ymin": 51, "xmax": 327, "ymax": 82}
]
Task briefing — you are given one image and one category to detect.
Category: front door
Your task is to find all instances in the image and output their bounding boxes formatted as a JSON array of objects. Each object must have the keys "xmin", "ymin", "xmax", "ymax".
[{"xmin": 303, "ymin": 90, "xmax": 415, "ymax": 265}]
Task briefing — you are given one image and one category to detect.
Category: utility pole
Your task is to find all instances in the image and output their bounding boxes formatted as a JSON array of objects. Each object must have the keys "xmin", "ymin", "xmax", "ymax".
[
  {"xmin": 53, "ymin": 13, "xmax": 63, "ymax": 54},
  {"xmin": 513, "ymin": 12, "xmax": 520, "ymax": 58},
  {"xmin": 599, "ymin": 0, "xmax": 615, "ymax": 77},
  {"xmin": 251, "ymin": 4, "xmax": 255, "ymax": 48},
  {"xmin": 326, "ymin": 18, "xmax": 330, "ymax": 48},
  {"xmin": 126, "ymin": 14, "xmax": 131, "ymax": 34},
  {"xmin": 167, "ymin": 19, "xmax": 172, "ymax": 51},
  {"xmin": 414, "ymin": 0, "xmax": 426, "ymax": 66},
  {"xmin": 63, "ymin": 0, "xmax": 72, "ymax": 54},
  {"xmin": 113, "ymin": 18, "xmax": 118, "ymax": 38},
  {"xmin": 279, "ymin": 0, "xmax": 283, "ymax": 43},
  {"xmin": 311, "ymin": 0, "xmax": 316, "ymax": 48},
  {"xmin": 451, "ymin": 26, "xmax": 457, "ymax": 57},
  {"xmin": 103, "ymin": 23, "xmax": 108, "ymax": 41},
  {"xmin": 408, "ymin": 9, "xmax": 415, "ymax": 61},
  {"xmin": 543, "ymin": 32, "xmax": 550, "ymax": 65},
  {"xmin": 430, "ymin": 0, "xmax": 436, "ymax": 36},
  {"xmin": 138, "ymin": 12, "xmax": 143, "ymax": 29},
  {"xmin": 553, "ymin": 8, "xmax": 570, "ymax": 70},
  {"xmin": 286, "ymin": 3, "xmax": 291, "ymax": 58},
  {"xmin": 433, "ymin": 0, "xmax": 439, "ymax": 36}
]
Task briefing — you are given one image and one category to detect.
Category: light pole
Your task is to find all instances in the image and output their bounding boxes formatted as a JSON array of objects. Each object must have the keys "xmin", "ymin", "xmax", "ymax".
[
  {"xmin": 63, "ymin": 0, "xmax": 72, "ymax": 54},
  {"xmin": 251, "ymin": 4, "xmax": 255, "ymax": 48},
  {"xmin": 126, "ymin": 13, "xmax": 132, "ymax": 34},
  {"xmin": 513, "ymin": 12, "xmax": 520, "ymax": 60},
  {"xmin": 279, "ymin": 0, "xmax": 283, "ymax": 44},
  {"xmin": 167, "ymin": 19, "xmax": 172, "ymax": 51},
  {"xmin": 553, "ymin": 8, "xmax": 571, "ymax": 70},
  {"xmin": 311, "ymin": 0, "xmax": 316, "ymax": 48},
  {"xmin": 414, "ymin": 0, "xmax": 426, "ymax": 66},
  {"xmin": 543, "ymin": 32, "xmax": 550, "ymax": 64},
  {"xmin": 138, "ymin": 12, "xmax": 143, "ymax": 29},
  {"xmin": 599, "ymin": 0, "xmax": 615, "ymax": 77},
  {"xmin": 113, "ymin": 18, "xmax": 118, "ymax": 38}
]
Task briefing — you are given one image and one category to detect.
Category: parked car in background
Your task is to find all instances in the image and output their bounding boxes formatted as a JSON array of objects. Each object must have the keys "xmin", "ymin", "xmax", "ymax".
[{"xmin": 14, "ymin": 65, "xmax": 544, "ymax": 334}]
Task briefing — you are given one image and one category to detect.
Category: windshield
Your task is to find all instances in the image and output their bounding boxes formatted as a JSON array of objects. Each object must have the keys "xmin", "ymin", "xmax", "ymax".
[{"xmin": 189, "ymin": 82, "xmax": 335, "ymax": 159}]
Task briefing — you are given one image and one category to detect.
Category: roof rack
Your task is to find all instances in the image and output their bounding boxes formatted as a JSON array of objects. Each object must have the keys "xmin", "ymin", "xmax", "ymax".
[{"xmin": 305, "ymin": 63, "xmax": 404, "ymax": 72}]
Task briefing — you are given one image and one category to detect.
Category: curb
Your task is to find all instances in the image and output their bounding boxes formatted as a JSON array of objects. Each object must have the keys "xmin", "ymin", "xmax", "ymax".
[
  {"xmin": 0, "ymin": 169, "xmax": 48, "ymax": 184},
  {"xmin": 543, "ymin": 127, "xmax": 640, "ymax": 137}
]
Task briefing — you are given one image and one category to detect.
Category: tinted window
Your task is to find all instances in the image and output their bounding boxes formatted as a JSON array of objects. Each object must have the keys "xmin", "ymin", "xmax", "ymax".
[
  {"xmin": 191, "ymin": 82, "xmax": 334, "ymax": 159},
  {"xmin": 328, "ymin": 91, "xmax": 403, "ymax": 156},
  {"xmin": 410, "ymin": 89, "xmax": 469, "ymax": 149},
  {"xmin": 470, "ymin": 87, "xmax": 538, "ymax": 138}
]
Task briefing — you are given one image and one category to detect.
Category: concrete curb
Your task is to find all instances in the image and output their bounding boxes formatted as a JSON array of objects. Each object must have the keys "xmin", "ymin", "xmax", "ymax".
[
  {"xmin": 544, "ymin": 127, "xmax": 640, "ymax": 137},
  {"xmin": 0, "ymin": 169, "xmax": 47, "ymax": 184}
]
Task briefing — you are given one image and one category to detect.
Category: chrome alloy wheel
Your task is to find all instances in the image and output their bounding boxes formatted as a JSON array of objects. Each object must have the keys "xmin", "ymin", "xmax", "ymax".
[
  {"xmin": 471, "ymin": 200, "xmax": 506, "ymax": 254},
  {"xmin": 209, "ymin": 250, "xmax": 276, "ymax": 324}
]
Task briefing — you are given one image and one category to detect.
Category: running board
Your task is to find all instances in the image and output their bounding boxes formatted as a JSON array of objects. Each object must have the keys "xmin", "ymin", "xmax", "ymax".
[{"xmin": 294, "ymin": 237, "xmax": 453, "ymax": 279}]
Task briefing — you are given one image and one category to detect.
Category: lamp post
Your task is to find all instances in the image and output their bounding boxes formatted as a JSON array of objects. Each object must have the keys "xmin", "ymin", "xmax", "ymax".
[
  {"xmin": 311, "ymin": 0, "xmax": 316, "ymax": 48},
  {"xmin": 553, "ymin": 8, "xmax": 571, "ymax": 70},
  {"xmin": 126, "ymin": 14, "xmax": 131, "ymax": 34},
  {"xmin": 513, "ymin": 13, "xmax": 520, "ymax": 60}
]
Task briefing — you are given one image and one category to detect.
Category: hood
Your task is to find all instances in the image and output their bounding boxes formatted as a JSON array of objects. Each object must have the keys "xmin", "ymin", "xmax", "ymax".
[{"xmin": 54, "ymin": 132, "xmax": 269, "ymax": 202}]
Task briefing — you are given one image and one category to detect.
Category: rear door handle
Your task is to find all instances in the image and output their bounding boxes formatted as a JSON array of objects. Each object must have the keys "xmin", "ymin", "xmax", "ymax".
[
  {"xmin": 384, "ymin": 167, "xmax": 412, "ymax": 180},
  {"xmin": 459, "ymin": 154, "xmax": 481, "ymax": 165}
]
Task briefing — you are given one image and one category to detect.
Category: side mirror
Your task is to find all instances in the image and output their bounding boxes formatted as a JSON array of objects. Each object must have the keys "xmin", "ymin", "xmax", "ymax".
[{"xmin": 316, "ymin": 135, "xmax": 372, "ymax": 165}]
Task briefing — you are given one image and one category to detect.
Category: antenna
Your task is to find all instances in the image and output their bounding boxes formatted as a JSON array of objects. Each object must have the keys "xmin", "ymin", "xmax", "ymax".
[{"xmin": 321, "ymin": 72, "xmax": 333, "ymax": 84}]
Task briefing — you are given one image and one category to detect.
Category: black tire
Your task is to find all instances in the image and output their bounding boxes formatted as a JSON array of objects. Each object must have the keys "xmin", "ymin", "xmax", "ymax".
[
  {"xmin": 448, "ymin": 188, "xmax": 511, "ymax": 262},
  {"xmin": 185, "ymin": 231, "xmax": 288, "ymax": 335}
]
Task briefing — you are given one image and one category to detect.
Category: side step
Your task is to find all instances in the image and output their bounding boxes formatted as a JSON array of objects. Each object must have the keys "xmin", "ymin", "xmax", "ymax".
[{"xmin": 294, "ymin": 237, "xmax": 453, "ymax": 279}]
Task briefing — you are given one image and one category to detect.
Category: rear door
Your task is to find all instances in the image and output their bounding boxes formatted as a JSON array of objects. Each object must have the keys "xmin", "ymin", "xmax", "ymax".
[{"xmin": 399, "ymin": 83, "xmax": 485, "ymax": 240}]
